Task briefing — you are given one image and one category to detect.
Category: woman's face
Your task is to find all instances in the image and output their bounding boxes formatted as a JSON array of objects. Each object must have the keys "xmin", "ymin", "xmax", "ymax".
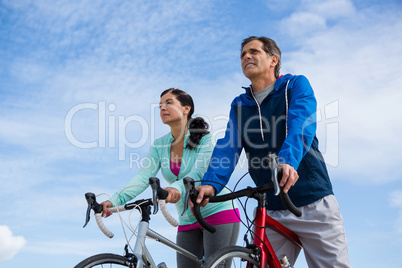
[{"xmin": 159, "ymin": 92, "xmax": 190, "ymax": 125}]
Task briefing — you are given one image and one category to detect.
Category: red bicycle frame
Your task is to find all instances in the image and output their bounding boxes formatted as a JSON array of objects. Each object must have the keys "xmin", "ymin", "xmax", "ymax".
[{"xmin": 250, "ymin": 205, "xmax": 303, "ymax": 268}]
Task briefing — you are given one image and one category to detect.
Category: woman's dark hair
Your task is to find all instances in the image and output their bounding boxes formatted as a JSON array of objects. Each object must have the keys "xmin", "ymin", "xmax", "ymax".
[{"xmin": 160, "ymin": 88, "xmax": 209, "ymax": 150}]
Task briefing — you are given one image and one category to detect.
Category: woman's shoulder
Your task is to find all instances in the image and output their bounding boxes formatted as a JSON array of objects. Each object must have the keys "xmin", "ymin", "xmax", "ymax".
[
  {"xmin": 199, "ymin": 132, "xmax": 212, "ymax": 142},
  {"xmin": 197, "ymin": 133, "xmax": 215, "ymax": 148}
]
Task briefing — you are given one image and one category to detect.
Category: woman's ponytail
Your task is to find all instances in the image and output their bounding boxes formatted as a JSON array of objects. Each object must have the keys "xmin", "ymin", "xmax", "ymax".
[{"xmin": 186, "ymin": 117, "xmax": 209, "ymax": 150}]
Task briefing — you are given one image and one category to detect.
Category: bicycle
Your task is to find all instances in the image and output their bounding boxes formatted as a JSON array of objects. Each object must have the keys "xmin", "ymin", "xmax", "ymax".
[
  {"xmin": 75, "ymin": 177, "xmax": 206, "ymax": 268},
  {"xmin": 186, "ymin": 154, "xmax": 303, "ymax": 267},
  {"xmin": 75, "ymin": 155, "xmax": 301, "ymax": 268}
]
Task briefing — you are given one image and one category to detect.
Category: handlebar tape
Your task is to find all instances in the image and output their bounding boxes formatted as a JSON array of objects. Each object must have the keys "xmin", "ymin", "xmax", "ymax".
[
  {"xmin": 159, "ymin": 199, "xmax": 178, "ymax": 227},
  {"xmin": 95, "ymin": 205, "xmax": 126, "ymax": 239},
  {"xmin": 95, "ymin": 213, "xmax": 114, "ymax": 238}
]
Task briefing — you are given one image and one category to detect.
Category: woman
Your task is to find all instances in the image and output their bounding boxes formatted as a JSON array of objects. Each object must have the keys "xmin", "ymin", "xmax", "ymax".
[{"xmin": 101, "ymin": 88, "xmax": 240, "ymax": 267}]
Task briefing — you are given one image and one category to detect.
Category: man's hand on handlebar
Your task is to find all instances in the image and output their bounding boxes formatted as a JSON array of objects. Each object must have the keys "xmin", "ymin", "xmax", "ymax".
[
  {"xmin": 279, "ymin": 163, "xmax": 299, "ymax": 193},
  {"xmin": 188, "ymin": 185, "xmax": 216, "ymax": 214}
]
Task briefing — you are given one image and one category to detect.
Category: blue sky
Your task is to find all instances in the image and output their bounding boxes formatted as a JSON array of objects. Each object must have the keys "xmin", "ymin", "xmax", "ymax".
[{"xmin": 1, "ymin": 0, "xmax": 402, "ymax": 267}]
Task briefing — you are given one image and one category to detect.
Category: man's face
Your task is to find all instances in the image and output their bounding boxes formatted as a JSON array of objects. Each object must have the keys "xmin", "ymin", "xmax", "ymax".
[{"xmin": 241, "ymin": 40, "xmax": 275, "ymax": 80}]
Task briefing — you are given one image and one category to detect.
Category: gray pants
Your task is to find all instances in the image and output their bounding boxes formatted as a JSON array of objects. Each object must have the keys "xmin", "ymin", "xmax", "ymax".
[
  {"xmin": 266, "ymin": 195, "xmax": 350, "ymax": 268},
  {"xmin": 176, "ymin": 222, "xmax": 240, "ymax": 268}
]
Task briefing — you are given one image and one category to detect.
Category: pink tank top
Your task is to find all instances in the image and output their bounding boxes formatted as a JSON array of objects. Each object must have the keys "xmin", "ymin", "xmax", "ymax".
[
  {"xmin": 170, "ymin": 161, "xmax": 181, "ymax": 176},
  {"xmin": 170, "ymin": 161, "xmax": 241, "ymax": 232},
  {"xmin": 178, "ymin": 208, "xmax": 241, "ymax": 232}
]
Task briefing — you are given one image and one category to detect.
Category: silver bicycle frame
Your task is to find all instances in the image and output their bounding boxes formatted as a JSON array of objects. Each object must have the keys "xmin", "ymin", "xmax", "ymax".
[{"xmin": 132, "ymin": 221, "xmax": 203, "ymax": 267}]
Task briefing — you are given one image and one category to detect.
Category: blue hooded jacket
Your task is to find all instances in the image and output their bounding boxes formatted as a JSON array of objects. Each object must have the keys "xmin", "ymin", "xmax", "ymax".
[{"xmin": 203, "ymin": 74, "xmax": 333, "ymax": 210}]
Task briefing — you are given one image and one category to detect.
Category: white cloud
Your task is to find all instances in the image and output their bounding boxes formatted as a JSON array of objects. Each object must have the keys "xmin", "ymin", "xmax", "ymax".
[
  {"xmin": 0, "ymin": 225, "xmax": 26, "ymax": 263},
  {"xmin": 0, "ymin": 0, "xmax": 242, "ymax": 203},
  {"xmin": 304, "ymin": 0, "xmax": 356, "ymax": 19},
  {"xmin": 281, "ymin": 12, "xmax": 327, "ymax": 37},
  {"xmin": 1, "ymin": 1, "xmax": 402, "ymax": 267},
  {"xmin": 280, "ymin": 0, "xmax": 402, "ymax": 183},
  {"xmin": 280, "ymin": 0, "xmax": 356, "ymax": 38}
]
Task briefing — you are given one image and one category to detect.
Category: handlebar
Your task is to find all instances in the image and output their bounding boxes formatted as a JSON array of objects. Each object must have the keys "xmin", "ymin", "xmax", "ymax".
[
  {"xmin": 149, "ymin": 177, "xmax": 178, "ymax": 227},
  {"xmin": 83, "ymin": 192, "xmax": 127, "ymax": 238},
  {"xmin": 82, "ymin": 177, "xmax": 178, "ymax": 238},
  {"xmin": 182, "ymin": 177, "xmax": 216, "ymax": 233},
  {"xmin": 182, "ymin": 154, "xmax": 302, "ymax": 233}
]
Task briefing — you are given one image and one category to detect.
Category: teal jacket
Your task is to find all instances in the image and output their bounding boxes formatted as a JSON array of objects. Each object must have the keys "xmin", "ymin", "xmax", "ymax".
[{"xmin": 111, "ymin": 131, "xmax": 237, "ymax": 225}]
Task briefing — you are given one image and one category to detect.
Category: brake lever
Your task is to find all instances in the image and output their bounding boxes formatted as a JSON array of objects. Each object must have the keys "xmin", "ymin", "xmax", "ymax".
[
  {"xmin": 83, "ymin": 192, "xmax": 102, "ymax": 228},
  {"xmin": 182, "ymin": 177, "xmax": 216, "ymax": 233},
  {"xmin": 269, "ymin": 154, "xmax": 281, "ymax": 196},
  {"xmin": 149, "ymin": 177, "xmax": 160, "ymax": 214},
  {"xmin": 182, "ymin": 177, "xmax": 195, "ymax": 216},
  {"xmin": 83, "ymin": 205, "xmax": 91, "ymax": 228}
]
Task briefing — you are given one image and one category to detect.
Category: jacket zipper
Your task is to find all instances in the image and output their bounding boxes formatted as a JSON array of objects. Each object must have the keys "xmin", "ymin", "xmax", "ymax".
[
  {"xmin": 249, "ymin": 89, "xmax": 265, "ymax": 141},
  {"xmin": 249, "ymin": 80, "xmax": 290, "ymax": 142}
]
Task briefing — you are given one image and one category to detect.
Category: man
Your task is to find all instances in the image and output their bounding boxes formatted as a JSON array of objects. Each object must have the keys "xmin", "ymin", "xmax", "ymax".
[{"xmin": 195, "ymin": 36, "xmax": 350, "ymax": 267}]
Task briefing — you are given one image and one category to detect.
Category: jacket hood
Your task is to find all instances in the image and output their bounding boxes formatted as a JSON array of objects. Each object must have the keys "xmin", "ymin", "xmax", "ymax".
[{"xmin": 275, "ymin": 73, "xmax": 293, "ymax": 91}]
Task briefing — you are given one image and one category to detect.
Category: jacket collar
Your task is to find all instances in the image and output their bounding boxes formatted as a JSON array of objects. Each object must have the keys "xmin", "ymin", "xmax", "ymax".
[
  {"xmin": 242, "ymin": 73, "xmax": 293, "ymax": 96},
  {"xmin": 168, "ymin": 130, "xmax": 190, "ymax": 146},
  {"xmin": 274, "ymin": 73, "xmax": 292, "ymax": 91}
]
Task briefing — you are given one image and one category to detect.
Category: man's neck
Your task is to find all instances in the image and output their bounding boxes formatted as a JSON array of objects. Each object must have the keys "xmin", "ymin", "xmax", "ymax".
[{"xmin": 250, "ymin": 76, "xmax": 276, "ymax": 92}]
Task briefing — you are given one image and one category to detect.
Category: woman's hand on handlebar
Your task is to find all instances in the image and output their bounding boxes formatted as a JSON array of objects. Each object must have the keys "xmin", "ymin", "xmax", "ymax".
[
  {"xmin": 101, "ymin": 201, "xmax": 113, "ymax": 218},
  {"xmin": 164, "ymin": 187, "xmax": 181, "ymax": 203},
  {"xmin": 279, "ymin": 163, "xmax": 299, "ymax": 193}
]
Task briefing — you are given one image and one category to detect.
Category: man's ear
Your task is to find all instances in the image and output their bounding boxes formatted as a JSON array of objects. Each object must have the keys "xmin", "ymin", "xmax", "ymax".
[{"xmin": 271, "ymin": 55, "xmax": 279, "ymax": 67}]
